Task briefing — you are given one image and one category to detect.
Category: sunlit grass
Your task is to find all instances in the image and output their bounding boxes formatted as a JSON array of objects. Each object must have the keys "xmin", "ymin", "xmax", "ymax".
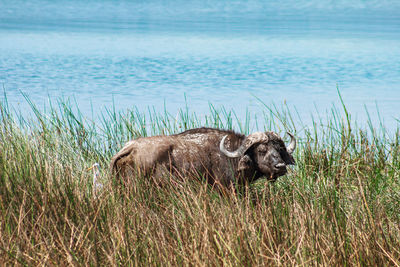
[{"xmin": 0, "ymin": 93, "xmax": 399, "ymax": 265}]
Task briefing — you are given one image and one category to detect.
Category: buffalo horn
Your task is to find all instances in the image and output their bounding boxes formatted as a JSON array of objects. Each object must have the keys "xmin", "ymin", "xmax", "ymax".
[
  {"xmin": 286, "ymin": 132, "xmax": 296, "ymax": 154},
  {"xmin": 219, "ymin": 135, "xmax": 247, "ymax": 158}
]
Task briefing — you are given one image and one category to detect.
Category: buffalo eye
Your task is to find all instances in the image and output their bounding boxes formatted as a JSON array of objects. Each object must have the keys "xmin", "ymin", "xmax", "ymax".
[{"xmin": 271, "ymin": 150, "xmax": 280, "ymax": 160}]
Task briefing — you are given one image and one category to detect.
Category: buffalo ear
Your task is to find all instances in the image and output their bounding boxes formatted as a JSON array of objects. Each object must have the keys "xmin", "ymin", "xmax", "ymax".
[
  {"xmin": 282, "ymin": 152, "xmax": 295, "ymax": 165},
  {"xmin": 237, "ymin": 154, "xmax": 253, "ymax": 172}
]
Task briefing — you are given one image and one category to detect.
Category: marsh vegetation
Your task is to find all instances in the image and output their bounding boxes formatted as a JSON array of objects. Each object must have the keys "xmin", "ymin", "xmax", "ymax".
[{"xmin": 1, "ymin": 95, "xmax": 399, "ymax": 265}]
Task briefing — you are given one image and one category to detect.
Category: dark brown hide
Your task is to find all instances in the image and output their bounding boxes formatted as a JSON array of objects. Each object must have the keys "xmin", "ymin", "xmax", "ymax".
[{"xmin": 111, "ymin": 127, "xmax": 295, "ymax": 187}]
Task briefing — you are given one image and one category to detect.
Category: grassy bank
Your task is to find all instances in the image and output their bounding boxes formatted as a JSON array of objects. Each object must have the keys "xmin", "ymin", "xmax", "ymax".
[{"xmin": 0, "ymin": 96, "xmax": 399, "ymax": 266}]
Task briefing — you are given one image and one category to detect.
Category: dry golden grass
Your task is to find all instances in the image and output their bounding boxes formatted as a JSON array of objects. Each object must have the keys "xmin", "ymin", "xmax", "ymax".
[{"xmin": 0, "ymin": 98, "xmax": 399, "ymax": 266}]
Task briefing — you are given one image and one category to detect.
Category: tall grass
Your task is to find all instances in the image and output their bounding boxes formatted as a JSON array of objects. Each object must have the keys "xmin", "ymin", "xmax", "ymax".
[{"xmin": 0, "ymin": 95, "xmax": 399, "ymax": 266}]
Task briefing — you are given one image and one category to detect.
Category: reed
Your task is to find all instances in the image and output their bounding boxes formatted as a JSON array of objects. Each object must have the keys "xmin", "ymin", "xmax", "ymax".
[{"xmin": 0, "ymin": 94, "xmax": 399, "ymax": 266}]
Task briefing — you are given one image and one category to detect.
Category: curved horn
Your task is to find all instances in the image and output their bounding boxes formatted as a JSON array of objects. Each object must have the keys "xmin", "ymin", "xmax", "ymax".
[
  {"xmin": 219, "ymin": 135, "xmax": 247, "ymax": 158},
  {"xmin": 220, "ymin": 132, "xmax": 269, "ymax": 158},
  {"xmin": 286, "ymin": 132, "xmax": 296, "ymax": 154}
]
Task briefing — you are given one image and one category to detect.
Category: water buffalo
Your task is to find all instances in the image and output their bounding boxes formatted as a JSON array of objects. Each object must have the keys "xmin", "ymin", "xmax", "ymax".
[{"xmin": 111, "ymin": 127, "xmax": 296, "ymax": 188}]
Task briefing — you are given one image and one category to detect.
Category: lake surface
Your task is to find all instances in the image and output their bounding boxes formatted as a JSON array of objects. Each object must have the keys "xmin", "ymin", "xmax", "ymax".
[{"xmin": 1, "ymin": 0, "xmax": 400, "ymax": 131}]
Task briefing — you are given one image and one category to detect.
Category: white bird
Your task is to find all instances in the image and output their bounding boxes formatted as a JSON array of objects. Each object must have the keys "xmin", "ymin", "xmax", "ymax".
[{"xmin": 87, "ymin": 162, "xmax": 103, "ymax": 195}]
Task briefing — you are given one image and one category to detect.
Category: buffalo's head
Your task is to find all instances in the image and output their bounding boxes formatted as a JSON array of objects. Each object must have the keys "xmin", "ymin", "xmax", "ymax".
[{"xmin": 220, "ymin": 132, "xmax": 296, "ymax": 181}]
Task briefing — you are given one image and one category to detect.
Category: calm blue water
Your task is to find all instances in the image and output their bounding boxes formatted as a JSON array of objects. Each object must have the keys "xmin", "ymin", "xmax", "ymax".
[{"xmin": 1, "ymin": 0, "xmax": 400, "ymax": 130}]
